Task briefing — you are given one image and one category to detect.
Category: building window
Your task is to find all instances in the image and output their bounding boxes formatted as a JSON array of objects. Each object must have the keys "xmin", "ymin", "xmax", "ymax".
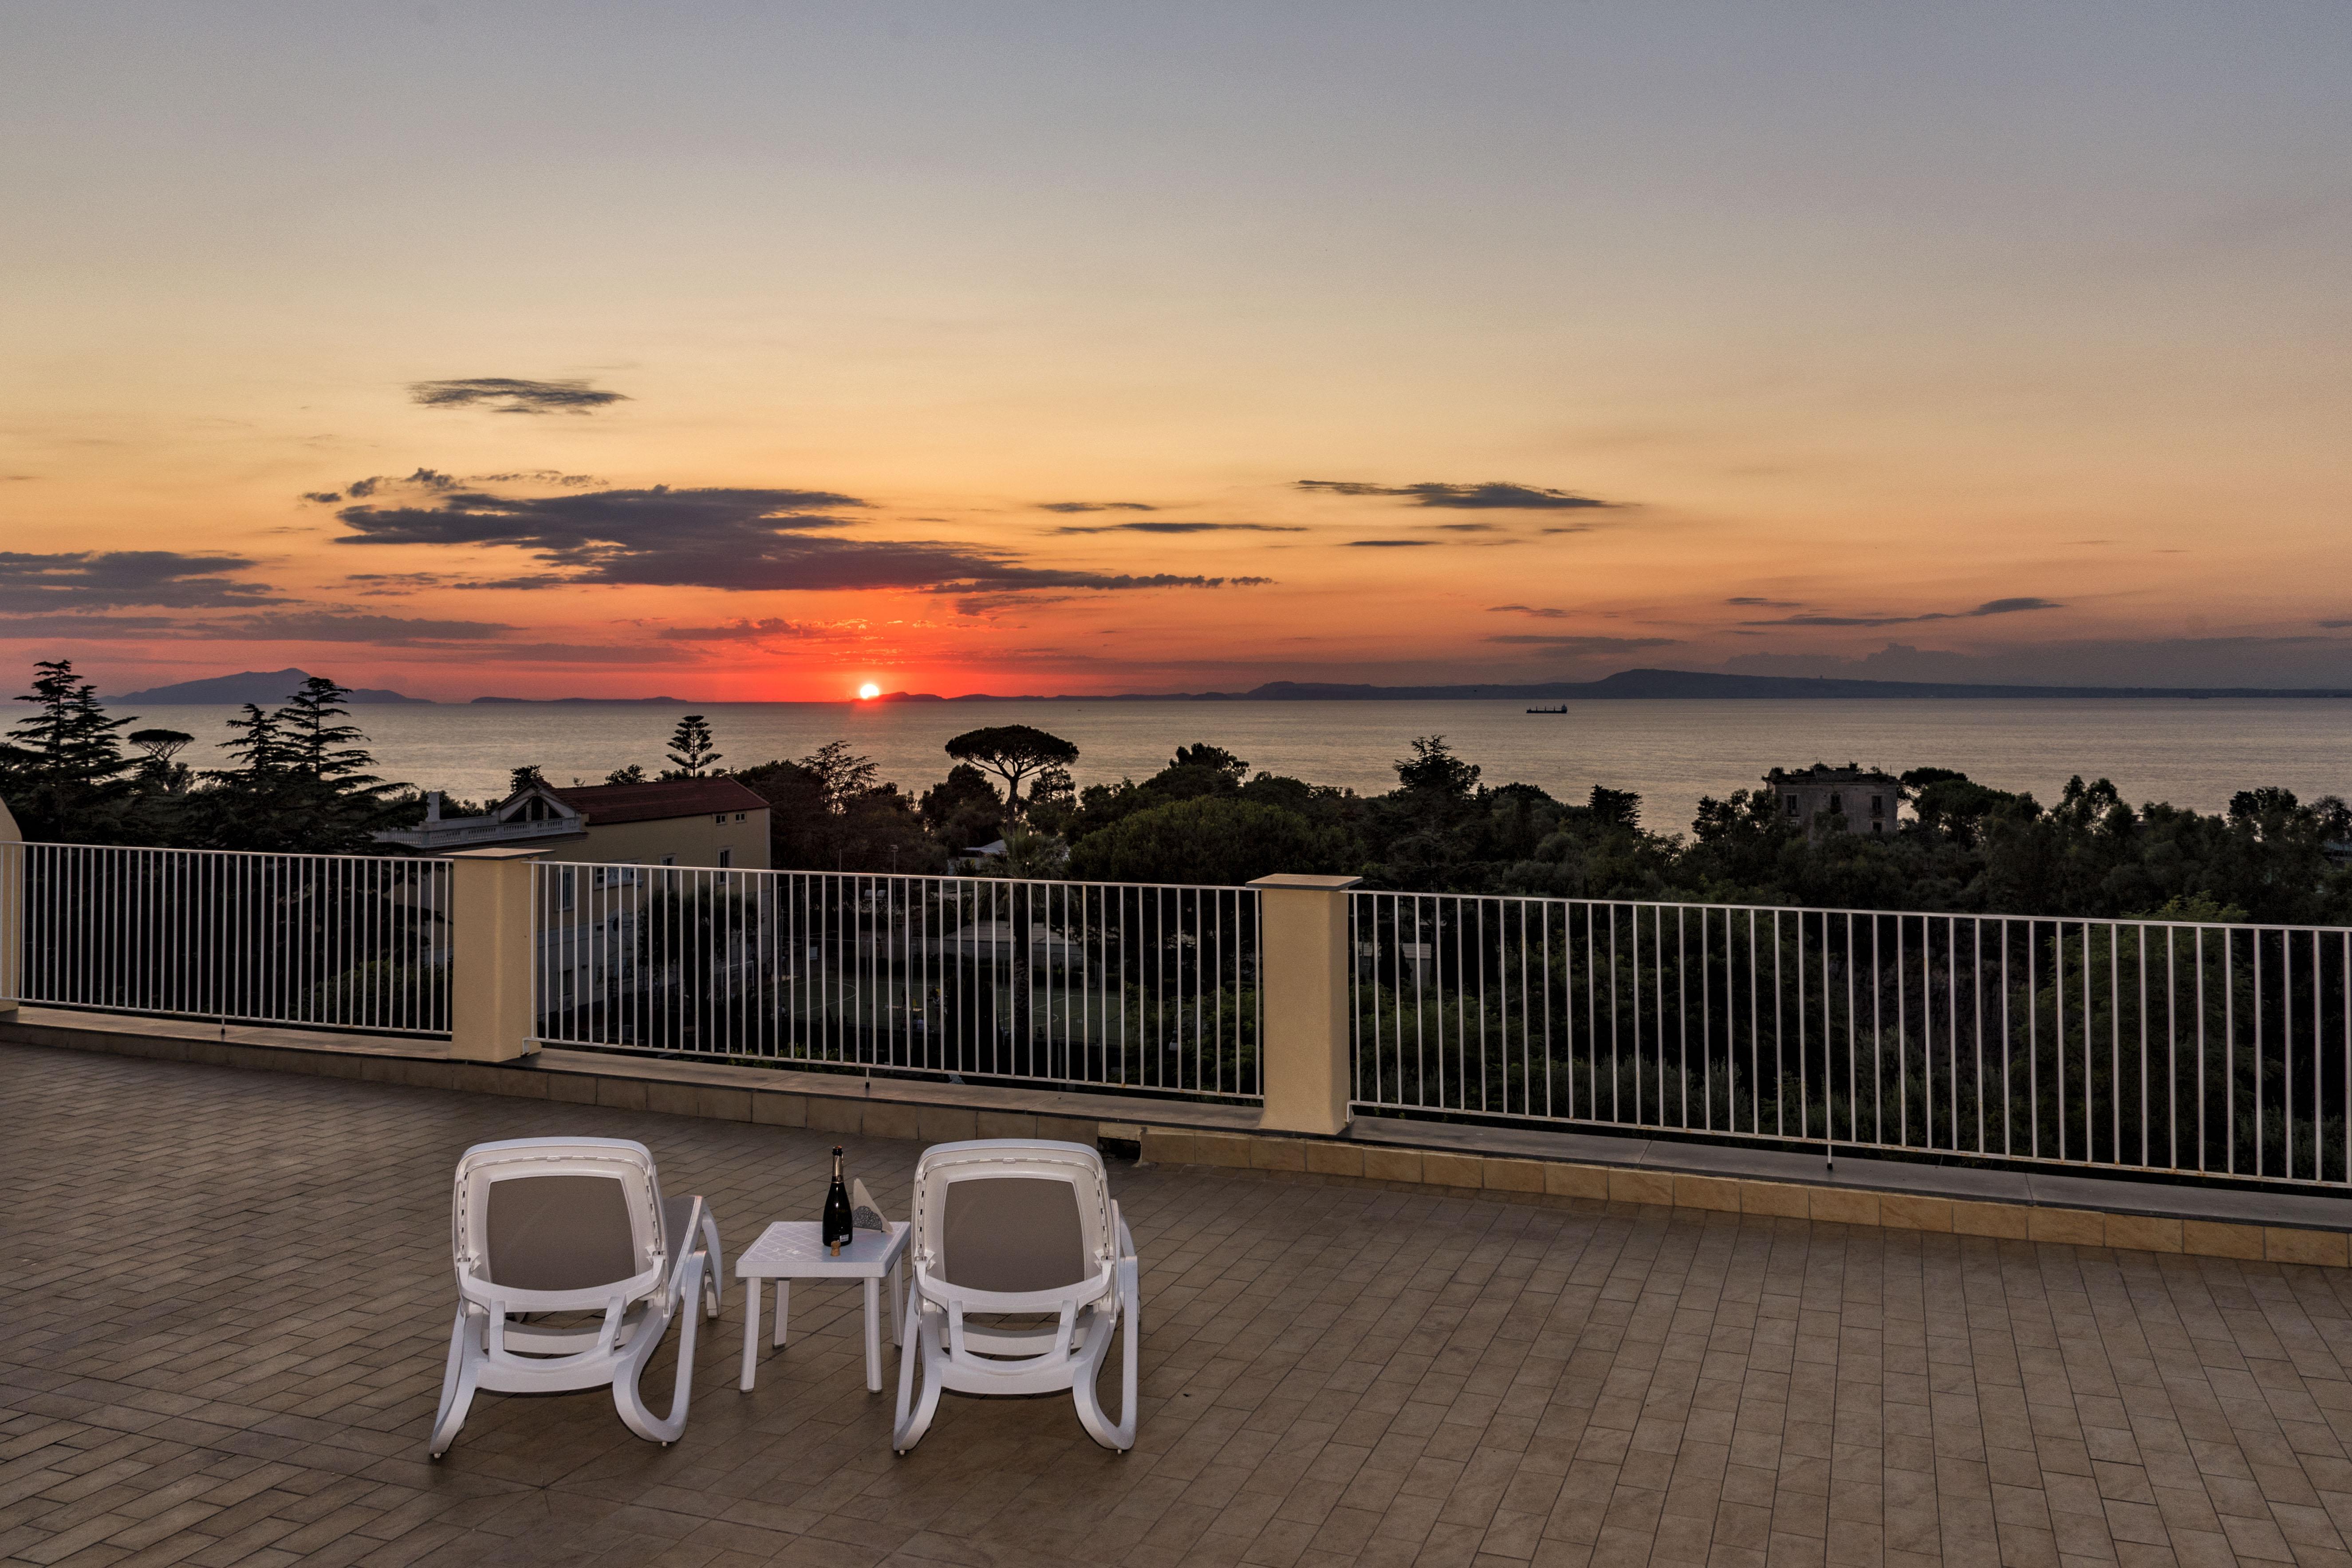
[
  {"xmin": 735, "ymin": 812, "xmax": 746, "ymax": 821},
  {"xmin": 1785, "ymin": 795, "xmax": 1800, "ymax": 817},
  {"xmin": 1828, "ymin": 793, "xmax": 1843, "ymax": 814},
  {"xmin": 559, "ymin": 867, "xmax": 575, "ymax": 912},
  {"xmin": 1872, "ymin": 821, "xmax": 1883, "ymax": 834},
  {"xmin": 1871, "ymin": 795, "xmax": 1885, "ymax": 817},
  {"xmin": 714, "ymin": 813, "xmax": 727, "ymax": 824},
  {"xmin": 659, "ymin": 855, "xmax": 674, "ymax": 866},
  {"xmin": 717, "ymin": 848, "xmax": 732, "ymax": 868}
]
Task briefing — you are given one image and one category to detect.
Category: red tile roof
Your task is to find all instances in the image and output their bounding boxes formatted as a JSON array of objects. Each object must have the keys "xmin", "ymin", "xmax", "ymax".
[{"xmin": 549, "ymin": 777, "xmax": 770, "ymax": 827}]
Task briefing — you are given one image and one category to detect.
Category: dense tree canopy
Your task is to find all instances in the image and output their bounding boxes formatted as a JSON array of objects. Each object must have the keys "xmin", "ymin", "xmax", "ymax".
[
  {"xmin": 8, "ymin": 657, "xmax": 2348, "ymax": 924},
  {"xmin": 0, "ymin": 664, "xmax": 417, "ymax": 852}
]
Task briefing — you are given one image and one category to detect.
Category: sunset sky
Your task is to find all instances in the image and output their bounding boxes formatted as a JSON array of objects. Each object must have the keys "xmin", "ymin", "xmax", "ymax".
[{"xmin": 5, "ymin": 3, "xmax": 2348, "ymax": 700}]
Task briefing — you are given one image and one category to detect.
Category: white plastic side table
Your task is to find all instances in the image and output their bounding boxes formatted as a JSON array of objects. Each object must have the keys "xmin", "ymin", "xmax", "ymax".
[{"xmin": 735, "ymin": 1220, "xmax": 910, "ymax": 1393}]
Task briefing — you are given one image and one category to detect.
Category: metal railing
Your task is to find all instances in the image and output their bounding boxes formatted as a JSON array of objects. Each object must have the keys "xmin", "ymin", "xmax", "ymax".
[
  {"xmin": 1352, "ymin": 892, "xmax": 2352, "ymax": 1188},
  {"xmin": 1, "ymin": 842, "xmax": 452, "ymax": 1036},
  {"xmin": 528, "ymin": 862, "xmax": 1263, "ymax": 1100}
]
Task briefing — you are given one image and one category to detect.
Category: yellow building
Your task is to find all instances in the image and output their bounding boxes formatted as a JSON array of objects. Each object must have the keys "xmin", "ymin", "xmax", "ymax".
[{"xmin": 376, "ymin": 778, "xmax": 771, "ymax": 870}]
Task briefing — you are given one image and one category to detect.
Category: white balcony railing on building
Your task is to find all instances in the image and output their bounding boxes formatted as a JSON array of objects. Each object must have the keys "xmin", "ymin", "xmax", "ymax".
[
  {"xmin": 527, "ymin": 862, "xmax": 1263, "ymax": 1100},
  {"xmin": 1352, "ymin": 891, "xmax": 2352, "ymax": 1188},
  {"xmin": 0, "ymin": 842, "xmax": 452, "ymax": 1036}
]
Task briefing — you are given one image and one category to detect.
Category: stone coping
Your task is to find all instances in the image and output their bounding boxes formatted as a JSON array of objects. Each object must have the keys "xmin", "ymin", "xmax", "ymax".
[
  {"xmin": 0, "ymin": 1006, "xmax": 1259, "ymax": 1147},
  {"xmin": 1141, "ymin": 1126, "xmax": 2352, "ymax": 1268},
  {"xmin": 8, "ymin": 1002, "xmax": 2348, "ymax": 1265}
]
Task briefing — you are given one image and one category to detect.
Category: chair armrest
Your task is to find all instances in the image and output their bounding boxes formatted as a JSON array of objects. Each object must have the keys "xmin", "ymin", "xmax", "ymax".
[{"xmin": 662, "ymin": 1195, "xmax": 707, "ymax": 1306}]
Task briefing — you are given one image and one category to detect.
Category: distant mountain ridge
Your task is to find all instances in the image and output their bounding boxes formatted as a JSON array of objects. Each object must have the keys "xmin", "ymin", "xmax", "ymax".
[
  {"xmin": 110, "ymin": 668, "xmax": 430, "ymax": 705},
  {"xmin": 876, "ymin": 668, "xmax": 2352, "ymax": 702}
]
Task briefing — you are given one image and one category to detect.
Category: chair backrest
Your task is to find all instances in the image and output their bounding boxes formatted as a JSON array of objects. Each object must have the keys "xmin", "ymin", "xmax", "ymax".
[
  {"xmin": 451, "ymin": 1137, "xmax": 666, "ymax": 1305},
  {"xmin": 908, "ymin": 1140, "xmax": 1114, "ymax": 1300}
]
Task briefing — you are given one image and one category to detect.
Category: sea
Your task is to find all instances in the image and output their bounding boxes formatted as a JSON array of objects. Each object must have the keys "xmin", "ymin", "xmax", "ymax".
[{"xmin": 118, "ymin": 698, "xmax": 2352, "ymax": 836}]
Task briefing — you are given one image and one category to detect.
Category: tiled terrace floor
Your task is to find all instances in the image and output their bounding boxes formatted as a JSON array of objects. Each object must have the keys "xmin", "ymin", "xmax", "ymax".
[{"xmin": 9, "ymin": 1048, "xmax": 2352, "ymax": 1568}]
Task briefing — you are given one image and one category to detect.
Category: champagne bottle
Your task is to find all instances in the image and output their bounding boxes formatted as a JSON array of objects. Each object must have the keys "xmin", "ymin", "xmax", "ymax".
[{"xmin": 821, "ymin": 1147, "xmax": 852, "ymax": 1256}]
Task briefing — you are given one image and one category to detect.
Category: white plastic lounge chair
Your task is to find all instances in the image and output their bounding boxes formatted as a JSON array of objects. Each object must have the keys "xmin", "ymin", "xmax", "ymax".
[
  {"xmin": 430, "ymin": 1137, "xmax": 723, "ymax": 1458},
  {"xmin": 891, "ymin": 1139, "xmax": 1139, "ymax": 1454}
]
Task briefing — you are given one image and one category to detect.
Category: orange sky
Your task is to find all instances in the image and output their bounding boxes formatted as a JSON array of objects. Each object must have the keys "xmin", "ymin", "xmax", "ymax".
[{"xmin": 4, "ymin": 5, "xmax": 2348, "ymax": 700}]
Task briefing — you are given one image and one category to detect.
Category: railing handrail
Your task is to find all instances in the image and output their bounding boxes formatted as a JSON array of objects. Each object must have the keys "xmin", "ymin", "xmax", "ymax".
[
  {"xmin": 529, "ymin": 858, "xmax": 1261, "ymax": 899},
  {"xmin": 15, "ymin": 840, "xmax": 441, "ymax": 870},
  {"xmin": 1352, "ymin": 886, "xmax": 2352, "ymax": 938}
]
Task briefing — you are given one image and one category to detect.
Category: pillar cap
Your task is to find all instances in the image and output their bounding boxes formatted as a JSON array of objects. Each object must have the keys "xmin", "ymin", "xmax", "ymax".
[
  {"xmin": 445, "ymin": 845, "xmax": 547, "ymax": 861},
  {"xmin": 1247, "ymin": 874, "xmax": 1363, "ymax": 891}
]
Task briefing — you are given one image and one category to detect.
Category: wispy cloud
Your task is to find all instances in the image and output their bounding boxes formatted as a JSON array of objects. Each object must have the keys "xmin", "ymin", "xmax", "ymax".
[
  {"xmin": 0, "ymin": 551, "xmax": 284, "ymax": 613},
  {"xmin": 1037, "ymin": 501, "xmax": 1157, "ymax": 513},
  {"xmin": 1298, "ymin": 480, "xmax": 1619, "ymax": 510},
  {"xmin": 0, "ymin": 608, "xmax": 511, "ymax": 646},
  {"xmin": 656, "ymin": 618, "xmax": 830, "ymax": 642},
  {"xmin": 1739, "ymin": 597, "xmax": 2064, "ymax": 628},
  {"xmin": 1727, "ymin": 596, "xmax": 1804, "ymax": 609},
  {"xmin": 1344, "ymin": 539, "xmax": 1438, "ymax": 549},
  {"xmin": 1488, "ymin": 634, "xmax": 1680, "ymax": 652},
  {"xmin": 302, "ymin": 468, "xmax": 459, "ymax": 504},
  {"xmin": 408, "ymin": 377, "xmax": 630, "ymax": 415},
  {"xmin": 1489, "ymin": 605, "xmax": 1570, "ymax": 618},
  {"xmin": 470, "ymin": 470, "xmax": 602, "ymax": 486},
  {"xmin": 1052, "ymin": 521, "xmax": 1304, "ymax": 535},
  {"xmin": 197, "ymin": 612, "xmax": 515, "ymax": 644},
  {"xmin": 344, "ymin": 572, "xmax": 450, "ymax": 597}
]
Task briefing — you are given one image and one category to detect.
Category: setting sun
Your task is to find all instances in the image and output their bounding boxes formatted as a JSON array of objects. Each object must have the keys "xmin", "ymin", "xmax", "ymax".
[{"xmin": 856, "ymin": 683, "xmax": 881, "ymax": 700}]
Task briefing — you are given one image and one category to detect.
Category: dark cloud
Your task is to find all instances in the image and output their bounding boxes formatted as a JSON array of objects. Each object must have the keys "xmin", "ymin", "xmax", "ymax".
[
  {"xmin": 1037, "ymin": 501, "xmax": 1157, "ymax": 513},
  {"xmin": 1051, "ymin": 521, "xmax": 1304, "ymax": 535},
  {"xmin": 1740, "ymin": 597, "xmax": 2064, "ymax": 629},
  {"xmin": 1489, "ymin": 635, "xmax": 1682, "ymax": 652},
  {"xmin": 1298, "ymin": 480, "xmax": 1618, "ymax": 510},
  {"xmin": 1345, "ymin": 539, "xmax": 1438, "ymax": 548},
  {"xmin": 1489, "ymin": 605, "xmax": 1570, "ymax": 618},
  {"xmin": 335, "ymin": 484, "xmax": 1261, "ymax": 597},
  {"xmin": 0, "ymin": 551, "xmax": 284, "ymax": 613},
  {"xmin": 408, "ymin": 378, "xmax": 629, "ymax": 415},
  {"xmin": 1727, "ymin": 596, "xmax": 1804, "ymax": 609}
]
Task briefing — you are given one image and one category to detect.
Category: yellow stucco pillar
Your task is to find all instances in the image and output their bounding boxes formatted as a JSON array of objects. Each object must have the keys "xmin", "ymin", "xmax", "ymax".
[
  {"xmin": 448, "ymin": 846, "xmax": 542, "ymax": 1061},
  {"xmin": 0, "ymin": 796, "xmax": 20, "ymax": 1018},
  {"xmin": 1249, "ymin": 873, "xmax": 1361, "ymax": 1136}
]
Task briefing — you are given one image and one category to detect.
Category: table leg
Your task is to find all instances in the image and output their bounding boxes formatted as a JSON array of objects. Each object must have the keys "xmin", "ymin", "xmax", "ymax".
[
  {"xmin": 739, "ymin": 1276, "xmax": 760, "ymax": 1392},
  {"xmin": 889, "ymin": 1260, "xmax": 905, "ymax": 1347},
  {"xmin": 773, "ymin": 1280, "xmax": 790, "ymax": 1349},
  {"xmin": 863, "ymin": 1275, "xmax": 882, "ymax": 1393}
]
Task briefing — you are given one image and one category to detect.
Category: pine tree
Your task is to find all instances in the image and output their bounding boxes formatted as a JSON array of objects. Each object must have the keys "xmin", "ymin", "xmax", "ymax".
[
  {"xmin": 217, "ymin": 703, "xmax": 294, "ymax": 778},
  {"xmin": 188, "ymin": 679, "xmax": 412, "ymax": 853},
  {"xmin": 0, "ymin": 659, "xmax": 138, "ymax": 840},
  {"xmin": 664, "ymin": 715, "xmax": 721, "ymax": 777},
  {"xmin": 280, "ymin": 677, "xmax": 380, "ymax": 788}
]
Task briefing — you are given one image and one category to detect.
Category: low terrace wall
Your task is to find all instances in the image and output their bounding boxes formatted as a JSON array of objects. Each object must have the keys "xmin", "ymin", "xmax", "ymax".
[{"xmin": 8, "ymin": 1004, "xmax": 2348, "ymax": 1268}]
